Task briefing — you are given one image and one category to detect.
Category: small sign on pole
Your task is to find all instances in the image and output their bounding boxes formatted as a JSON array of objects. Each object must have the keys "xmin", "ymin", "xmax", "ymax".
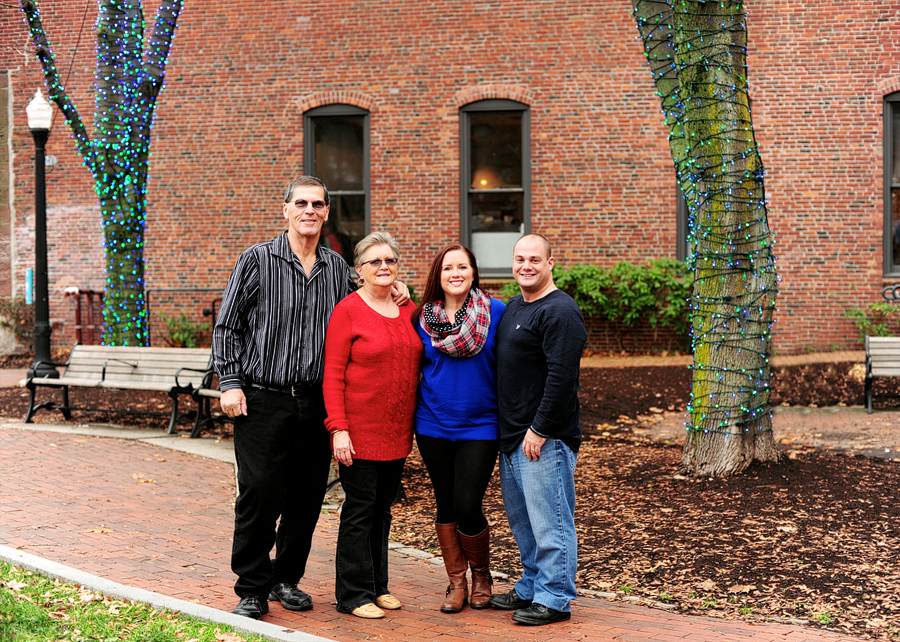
[{"xmin": 25, "ymin": 269, "xmax": 33, "ymax": 305}]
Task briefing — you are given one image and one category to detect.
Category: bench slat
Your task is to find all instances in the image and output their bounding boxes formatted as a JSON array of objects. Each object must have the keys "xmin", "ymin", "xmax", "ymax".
[
  {"xmin": 24, "ymin": 376, "xmax": 103, "ymax": 387},
  {"xmin": 99, "ymin": 381, "xmax": 178, "ymax": 392},
  {"xmin": 870, "ymin": 367, "xmax": 900, "ymax": 377}
]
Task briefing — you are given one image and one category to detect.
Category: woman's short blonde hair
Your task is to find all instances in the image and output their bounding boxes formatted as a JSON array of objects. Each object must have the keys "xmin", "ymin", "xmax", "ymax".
[{"xmin": 353, "ymin": 231, "xmax": 400, "ymax": 269}]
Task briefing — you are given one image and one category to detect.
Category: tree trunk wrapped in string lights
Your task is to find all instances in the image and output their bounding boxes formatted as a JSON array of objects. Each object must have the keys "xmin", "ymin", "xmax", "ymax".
[
  {"xmin": 632, "ymin": 0, "xmax": 782, "ymax": 476},
  {"xmin": 21, "ymin": 0, "xmax": 185, "ymax": 346}
]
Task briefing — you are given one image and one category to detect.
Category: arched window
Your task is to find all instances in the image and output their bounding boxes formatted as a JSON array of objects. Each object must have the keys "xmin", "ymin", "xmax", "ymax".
[
  {"xmin": 460, "ymin": 100, "xmax": 530, "ymax": 276},
  {"xmin": 304, "ymin": 104, "xmax": 369, "ymax": 264}
]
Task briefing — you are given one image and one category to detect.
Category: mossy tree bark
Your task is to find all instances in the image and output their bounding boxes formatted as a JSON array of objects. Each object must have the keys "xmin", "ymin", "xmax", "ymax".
[
  {"xmin": 633, "ymin": 0, "xmax": 782, "ymax": 476},
  {"xmin": 21, "ymin": 0, "xmax": 184, "ymax": 346}
]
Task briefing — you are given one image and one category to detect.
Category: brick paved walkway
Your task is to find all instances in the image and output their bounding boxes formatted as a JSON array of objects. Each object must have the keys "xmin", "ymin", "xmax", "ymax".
[{"xmin": 1, "ymin": 424, "xmax": 868, "ymax": 642}]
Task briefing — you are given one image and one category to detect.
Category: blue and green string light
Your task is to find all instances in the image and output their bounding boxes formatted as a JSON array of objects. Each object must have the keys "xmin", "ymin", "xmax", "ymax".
[
  {"xmin": 21, "ymin": 0, "xmax": 184, "ymax": 346},
  {"xmin": 633, "ymin": 0, "xmax": 778, "ymax": 436}
]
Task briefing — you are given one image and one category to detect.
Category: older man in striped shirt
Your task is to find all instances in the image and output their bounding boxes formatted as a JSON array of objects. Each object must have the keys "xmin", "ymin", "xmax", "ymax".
[{"xmin": 212, "ymin": 176, "xmax": 407, "ymax": 620}]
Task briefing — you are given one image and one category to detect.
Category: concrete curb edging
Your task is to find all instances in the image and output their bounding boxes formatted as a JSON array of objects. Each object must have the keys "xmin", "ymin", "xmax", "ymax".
[{"xmin": 0, "ymin": 545, "xmax": 337, "ymax": 642}]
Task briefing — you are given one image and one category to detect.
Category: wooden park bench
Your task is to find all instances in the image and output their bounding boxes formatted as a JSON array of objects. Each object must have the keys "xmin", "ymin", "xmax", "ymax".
[
  {"xmin": 182, "ymin": 358, "xmax": 232, "ymax": 438},
  {"xmin": 864, "ymin": 336, "xmax": 900, "ymax": 413},
  {"xmin": 22, "ymin": 344, "xmax": 213, "ymax": 434}
]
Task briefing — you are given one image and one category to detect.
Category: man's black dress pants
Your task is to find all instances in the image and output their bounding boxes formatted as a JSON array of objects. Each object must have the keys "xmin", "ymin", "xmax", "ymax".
[{"xmin": 231, "ymin": 385, "xmax": 332, "ymax": 598}]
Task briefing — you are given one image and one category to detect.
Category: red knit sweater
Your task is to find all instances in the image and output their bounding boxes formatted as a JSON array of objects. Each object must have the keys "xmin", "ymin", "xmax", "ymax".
[{"xmin": 323, "ymin": 292, "xmax": 423, "ymax": 461}]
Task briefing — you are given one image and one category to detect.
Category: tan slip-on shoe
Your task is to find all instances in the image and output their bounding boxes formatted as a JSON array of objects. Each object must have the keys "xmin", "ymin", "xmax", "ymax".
[
  {"xmin": 375, "ymin": 594, "xmax": 402, "ymax": 610},
  {"xmin": 351, "ymin": 602, "xmax": 385, "ymax": 619}
]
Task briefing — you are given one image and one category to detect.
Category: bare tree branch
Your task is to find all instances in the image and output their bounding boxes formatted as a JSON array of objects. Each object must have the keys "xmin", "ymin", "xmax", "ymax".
[
  {"xmin": 134, "ymin": 0, "xmax": 184, "ymax": 146},
  {"xmin": 20, "ymin": 0, "xmax": 97, "ymax": 176}
]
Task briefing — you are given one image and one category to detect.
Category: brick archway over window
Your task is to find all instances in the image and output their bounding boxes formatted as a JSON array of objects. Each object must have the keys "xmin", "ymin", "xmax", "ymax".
[
  {"xmin": 453, "ymin": 85, "xmax": 535, "ymax": 109},
  {"xmin": 295, "ymin": 90, "xmax": 377, "ymax": 113},
  {"xmin": 878, "ymin": 77, "xmax": 900, "ymax": 98}
]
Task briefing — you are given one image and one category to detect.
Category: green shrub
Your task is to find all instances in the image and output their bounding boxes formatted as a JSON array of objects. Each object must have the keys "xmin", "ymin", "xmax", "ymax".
[
  {"xmin": 0, "ymin": 295, "xmax": 34, "ymax": 348},
  {"xmin": 157, "ymin": 313, "xmax": 209, "ymax": 348},
  {"xmin": 843, "ymin": 302, "xmax": 900, "ymax": 342},
  {"xmin": 496, "ymin": 259, "xmax": 693, "ymax": 346}
]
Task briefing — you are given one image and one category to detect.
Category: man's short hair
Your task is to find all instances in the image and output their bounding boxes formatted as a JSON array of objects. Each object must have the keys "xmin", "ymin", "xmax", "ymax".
[
  {"xmin": 283, "ymin": 176, "xmax": 330, "ymax": 205},
  {"xmin": 516, "ymin": 233, "xmax": 552, "ymax": 258}
]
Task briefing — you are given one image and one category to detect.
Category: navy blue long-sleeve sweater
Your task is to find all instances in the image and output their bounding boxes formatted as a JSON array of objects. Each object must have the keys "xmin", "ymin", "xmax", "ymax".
[{"xmin": 495, "ymin": 289, "xmax": 588, "ymax": 455}]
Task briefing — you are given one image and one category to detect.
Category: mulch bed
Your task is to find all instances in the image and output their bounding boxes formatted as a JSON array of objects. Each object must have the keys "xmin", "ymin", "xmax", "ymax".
[{"xmin": 5, "ymin": 349, "xmax": 900, "ymax": 639}]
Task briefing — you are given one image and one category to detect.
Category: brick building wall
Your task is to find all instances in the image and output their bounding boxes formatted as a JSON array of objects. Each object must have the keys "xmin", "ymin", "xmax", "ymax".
[{"xmin": 0, "ymin": 0, "xmax": 898, "ymax": 354}]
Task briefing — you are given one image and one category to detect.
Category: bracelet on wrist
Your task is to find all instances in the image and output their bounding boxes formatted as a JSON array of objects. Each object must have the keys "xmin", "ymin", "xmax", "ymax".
[{"xmin": 528, "ymin": 426, "xmax": 549, "ymax": 438}]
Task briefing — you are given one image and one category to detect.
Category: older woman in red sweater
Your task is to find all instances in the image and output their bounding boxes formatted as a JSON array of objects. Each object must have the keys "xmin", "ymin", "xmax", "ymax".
[{"xmin": 322, "ymin": 231, "xmax": 423, "ymax": 619}]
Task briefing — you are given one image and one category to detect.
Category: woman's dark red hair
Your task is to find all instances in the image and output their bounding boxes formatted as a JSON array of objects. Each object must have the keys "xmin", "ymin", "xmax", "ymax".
[{"xmin": 412, "ymin": 244, "xmax": 481, "ymax": 323}]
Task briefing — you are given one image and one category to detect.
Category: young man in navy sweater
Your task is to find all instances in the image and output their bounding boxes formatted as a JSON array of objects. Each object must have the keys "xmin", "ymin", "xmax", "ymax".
[{"xmin": 490, "ymin": 233, "xmax": 587, "ymax": 626}]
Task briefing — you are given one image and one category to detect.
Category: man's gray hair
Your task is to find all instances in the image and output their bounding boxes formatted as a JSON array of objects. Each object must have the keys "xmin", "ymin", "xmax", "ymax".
[
  {"xmin": 354, "ymin": 231, "xmax": 400, "ymax": 269},
  {"xmin": 283, "ymin": 176, "xmax": 330, "ymax": 205}
]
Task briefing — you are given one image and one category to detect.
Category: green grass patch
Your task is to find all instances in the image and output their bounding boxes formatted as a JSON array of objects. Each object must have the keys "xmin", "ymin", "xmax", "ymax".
[
  {"xmin": 812, "ymin": 612, "xmax": 834, "ymax": 625},
  {"xmin": 0, "ymin": 561, "xmax": 269, "ymax": 642}
]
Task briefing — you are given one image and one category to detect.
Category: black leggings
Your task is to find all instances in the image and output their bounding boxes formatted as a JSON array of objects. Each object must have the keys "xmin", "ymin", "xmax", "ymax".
[{"xmin": 415, "ymin": 433, "xmax": 499, "ymax": 536}]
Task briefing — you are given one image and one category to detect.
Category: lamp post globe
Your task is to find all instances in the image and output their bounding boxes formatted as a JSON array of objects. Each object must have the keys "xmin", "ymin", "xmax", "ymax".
[{"xmin": 26, "ymin": 89, "xmax": 58, "ymax": 380}]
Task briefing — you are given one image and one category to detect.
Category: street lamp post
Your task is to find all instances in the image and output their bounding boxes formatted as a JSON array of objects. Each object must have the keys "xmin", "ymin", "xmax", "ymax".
[{"xmin": 25, "ymin": 89, "xmax": 58, "ymax": 379}]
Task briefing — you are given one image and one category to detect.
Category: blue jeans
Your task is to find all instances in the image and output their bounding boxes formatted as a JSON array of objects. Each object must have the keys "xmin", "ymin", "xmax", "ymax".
[{"xmin": 498, "ymin": 438, "xmax": 578, "ymax": 612}]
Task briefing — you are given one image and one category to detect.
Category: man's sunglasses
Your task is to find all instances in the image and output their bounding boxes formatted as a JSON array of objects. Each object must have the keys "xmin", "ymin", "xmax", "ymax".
[{"xmin": 292, "ymin": 199, "xmax": 327, "ymax": 212}]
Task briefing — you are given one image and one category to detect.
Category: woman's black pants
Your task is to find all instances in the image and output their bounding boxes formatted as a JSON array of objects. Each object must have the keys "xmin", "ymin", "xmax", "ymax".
[
  {"xmin": 415, "ymin": 433, "xmax": 498, "ymax": 536},
  {"xmin": 335, "ymin": 458, "xmax": 406, "ymax": 612}
]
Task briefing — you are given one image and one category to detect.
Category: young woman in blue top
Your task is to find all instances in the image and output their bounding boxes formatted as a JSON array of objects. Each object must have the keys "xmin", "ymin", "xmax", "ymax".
[{"xmin": 412, "ymin": 244, "xmax": 505, "ymax": 613}]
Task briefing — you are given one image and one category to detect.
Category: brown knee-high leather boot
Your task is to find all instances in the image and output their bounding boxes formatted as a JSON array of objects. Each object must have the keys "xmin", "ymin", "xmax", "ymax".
[
  {"xmin": 458, "ymin": 526, "xmax": 492, "ymax": 609},
  {"xmin": 435, "ymin": 522, "xmax": 468, "ymax": 613}
]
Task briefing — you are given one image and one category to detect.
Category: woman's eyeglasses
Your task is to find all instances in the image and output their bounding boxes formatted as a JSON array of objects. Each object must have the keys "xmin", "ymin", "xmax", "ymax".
[{"xmin": 361, "ymin": 258, "xmax": 399, "ymax": 268}]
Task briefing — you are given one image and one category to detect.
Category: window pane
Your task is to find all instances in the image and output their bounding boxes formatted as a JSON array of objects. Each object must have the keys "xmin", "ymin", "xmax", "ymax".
[
  {"xmin": 470, "ymin": 191, "xmax": 523, "ymax": 233},
  {"xmin": 469, "ymin": 192, "xmax": 524, "ymax": 270},
  {"xmin": 322, "ymin": 194, "xmax": 365, "ymax": 265},
  {"xmin": 471, "ymin": 231, "xmax": 521, "ymax": 271},
  {"xmin": 893, "ymin": 189, "xmax": 900, "ymax": 268},
  {"xmin": 894, "ymin": 110, "xmax": 900, "ymax": 186},
  {"xmin": 469, "ymin": 112, "xmax": 522, "ymax": 189},
  {"xmin": 313, "ymin": 117, "xmax": 364, "ymax": 190}
]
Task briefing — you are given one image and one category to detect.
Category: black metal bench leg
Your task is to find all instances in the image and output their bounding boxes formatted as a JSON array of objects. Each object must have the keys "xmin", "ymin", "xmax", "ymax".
[
  {"xmin": 866, "ymin": 377, "xmax": 873, "ymax": 414},
  {"xmin": 24, "ymin": 383, "xmax": 37, "ymax": 423},
  {"xmin": 167, "ymin": 396, "xmax": 180, "ymax": 434},
  {"xmin": 61, "ymin": 386, "xmax": 72, "ymax": 419},
  {"xmin": 190, "ymin": 396, "xmax": 211, "ymax": 438},
  {"xmin": 190, "ymin": 403, "xmax": 203, "ymax": 438}
]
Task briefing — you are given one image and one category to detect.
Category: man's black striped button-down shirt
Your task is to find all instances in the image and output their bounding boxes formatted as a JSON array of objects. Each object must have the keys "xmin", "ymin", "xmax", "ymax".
[{"xmin": 212, "ymin": 232, "xmax": 356, "ymax": 391}]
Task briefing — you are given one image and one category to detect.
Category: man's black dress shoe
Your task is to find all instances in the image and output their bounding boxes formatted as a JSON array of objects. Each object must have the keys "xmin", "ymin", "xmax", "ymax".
[
  {"xmin": 268, "ymin": 582, "xmax": 313, "ymax": 611},
  {"xmin": 232, "ymin": 595, "xmax": 269, "ymax": 619},
  {"xmin": 488, "ymin": 588, "xmax": 532, "ymax": 610},
  {"xmin": 512, "ymin": 603, "xmax": 571, "ymax": 625}
]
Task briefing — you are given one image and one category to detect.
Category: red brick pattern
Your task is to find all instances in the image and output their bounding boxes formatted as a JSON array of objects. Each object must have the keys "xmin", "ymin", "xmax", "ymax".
[
  {"xmin": 2, "ymin": 2, "xmax": 899, "ymax": 353},
  {"xmin": 0, "ymin": 427, "xmax": 868, "ymax": 641}
]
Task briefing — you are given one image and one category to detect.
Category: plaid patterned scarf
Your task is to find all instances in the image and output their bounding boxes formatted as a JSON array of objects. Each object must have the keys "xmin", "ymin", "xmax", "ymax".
[{"xmin": 419, "ymin": 287, "xmax": 492, "ymax": 358}]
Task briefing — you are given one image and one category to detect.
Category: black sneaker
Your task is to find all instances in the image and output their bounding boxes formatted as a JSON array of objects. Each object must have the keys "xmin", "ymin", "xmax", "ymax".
[
  {"xmin": 267, "ymin": 582, "xmax": 313, "ymax": 611},
  {"xmin": 232, "ymin": 595, "xmax": 269, "ymax": 619},
  {"xmin": 512, "ymin": 603, "xmax": 571, "ymax": 625},
  {"xmin": 488, "ymin": 588, "xmax": 532, "ymax": 610}
]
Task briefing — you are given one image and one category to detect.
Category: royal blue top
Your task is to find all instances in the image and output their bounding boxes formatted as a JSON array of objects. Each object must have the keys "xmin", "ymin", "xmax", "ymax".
[{"xmin": 414, "ymin": 297, "xmax": 506, "ymax": 441}]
